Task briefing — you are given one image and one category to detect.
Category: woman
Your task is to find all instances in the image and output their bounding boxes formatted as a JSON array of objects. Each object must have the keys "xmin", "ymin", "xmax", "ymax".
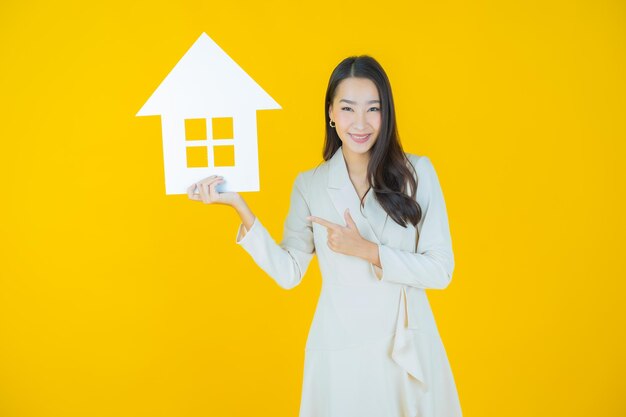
[{"xmin": 187, "ymin": 56, "xmax": 463, "ymax": 417}]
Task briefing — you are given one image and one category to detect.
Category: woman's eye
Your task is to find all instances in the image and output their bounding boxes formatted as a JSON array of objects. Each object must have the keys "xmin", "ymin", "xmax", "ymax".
[
  {"xmin": 369, "ymin": 107, "xmax": 380, "ymax": 112},
  {"xmin": 341, "ymin": 107, "xmax": 353, "ymax": 111}
]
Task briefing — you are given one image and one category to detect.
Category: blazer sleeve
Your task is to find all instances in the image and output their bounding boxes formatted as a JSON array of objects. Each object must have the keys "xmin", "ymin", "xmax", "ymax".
[
  {"xmin": 370, "ymin": 156, "xmax": 455, "ymax": 289},
  {"xmin": 235, "ymin": 172, "xmax": 316, "ymax": 290}
]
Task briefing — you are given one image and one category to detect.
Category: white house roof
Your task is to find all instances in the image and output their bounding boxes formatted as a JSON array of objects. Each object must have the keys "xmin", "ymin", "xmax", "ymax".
[{"xmin": 136, "ymin": 32, "xmax": 281, "ymax": 117}]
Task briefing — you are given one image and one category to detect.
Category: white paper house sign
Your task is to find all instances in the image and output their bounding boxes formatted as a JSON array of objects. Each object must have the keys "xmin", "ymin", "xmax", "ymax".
[{"xmin": 136, "ymin": 32, "xmax": 281, "ymax": 195}]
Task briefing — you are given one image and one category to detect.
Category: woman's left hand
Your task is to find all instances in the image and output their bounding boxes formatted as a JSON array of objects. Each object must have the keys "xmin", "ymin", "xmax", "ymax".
[{"xmin": 307, "ymin": 209, "xmax": 366, "ymax": 258}]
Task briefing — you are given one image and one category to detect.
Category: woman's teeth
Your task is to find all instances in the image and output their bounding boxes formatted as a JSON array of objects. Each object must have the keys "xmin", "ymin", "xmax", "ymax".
[{"xmin": 350, "ymin": 134, "xmax": 370, "ymax": 143}]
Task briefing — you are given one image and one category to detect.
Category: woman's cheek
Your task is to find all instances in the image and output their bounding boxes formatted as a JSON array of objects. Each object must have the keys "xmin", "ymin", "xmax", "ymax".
[
  {"xmin": 368, "ymin": 113, "xmax": 381, "ymax": 128},
  {"xmin": 337, "ymin": 112, "xmax": 353, "ymax": 127}
]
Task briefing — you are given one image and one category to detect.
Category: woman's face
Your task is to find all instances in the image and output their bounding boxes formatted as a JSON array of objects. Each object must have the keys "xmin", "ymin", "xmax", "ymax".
[{"xmin": 328, "ymin": 77, "xmax": 382, "ymax": 158}]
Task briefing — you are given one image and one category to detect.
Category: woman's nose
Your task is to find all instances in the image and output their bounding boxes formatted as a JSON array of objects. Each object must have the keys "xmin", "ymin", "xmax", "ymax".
[{"xmin": 353, "ymin": 111, "xmax": 367, "ymax": 129}]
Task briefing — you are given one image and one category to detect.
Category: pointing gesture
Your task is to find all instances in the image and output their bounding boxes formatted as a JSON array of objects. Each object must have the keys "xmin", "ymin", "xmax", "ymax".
[{"xmin": 307, "ymin": 209, "xmax": 366, "ymax": 258}]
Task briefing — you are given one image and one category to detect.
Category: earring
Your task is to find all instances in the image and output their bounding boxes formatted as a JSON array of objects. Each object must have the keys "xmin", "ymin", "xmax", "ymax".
[{"xmin": 329, "ymin": 120, "xmax": 336, "ymax": 128}]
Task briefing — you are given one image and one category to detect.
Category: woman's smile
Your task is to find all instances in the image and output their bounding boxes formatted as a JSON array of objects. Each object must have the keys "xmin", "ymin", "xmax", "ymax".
[{"xmin": 349, "ymin": 133, "xmax": 371, "ymax": 143}]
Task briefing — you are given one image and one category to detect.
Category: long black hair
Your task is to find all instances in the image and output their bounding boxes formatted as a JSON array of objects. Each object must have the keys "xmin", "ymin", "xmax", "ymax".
[{"xmin": 321, "ymin": 55, "xmax": 422, "ymax": 228}]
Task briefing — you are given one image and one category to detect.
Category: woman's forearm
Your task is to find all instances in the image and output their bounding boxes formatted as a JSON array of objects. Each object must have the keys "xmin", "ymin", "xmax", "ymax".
[
  {"xmin": 362, "ymin": 240, "xmax": 381, "ymax": 268},
  {"xmin": 232, "ymin": 197, "xmax": 256, "ymax": 239}
]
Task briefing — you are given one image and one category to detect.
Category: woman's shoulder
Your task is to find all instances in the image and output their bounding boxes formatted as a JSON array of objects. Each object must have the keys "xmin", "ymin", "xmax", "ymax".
[
  {"xmin": 288, "ymin": 160, "xmax": 327, "ymax": 194},
  {"xmin": 404, "ymin": 151, "xmax": 431, "ymax": 170},
  {"xmin": 298, "ymin": 159, "xmax": 328, "ymax": 182},
  {"xmin": 404, "ymin": 152, "xmax": 441, "ymax": 188}
]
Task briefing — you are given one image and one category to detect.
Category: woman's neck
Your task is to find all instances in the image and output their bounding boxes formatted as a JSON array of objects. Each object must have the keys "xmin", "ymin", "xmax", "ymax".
[{"xmin": 342, "ymin": 147, "xmax": 370, "ymax": 180}]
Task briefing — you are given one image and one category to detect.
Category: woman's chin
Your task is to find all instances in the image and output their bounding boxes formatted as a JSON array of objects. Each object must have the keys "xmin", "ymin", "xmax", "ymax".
[{"xmin": 341, "ymin": 140, "xmax": 375, "ymax": 155}]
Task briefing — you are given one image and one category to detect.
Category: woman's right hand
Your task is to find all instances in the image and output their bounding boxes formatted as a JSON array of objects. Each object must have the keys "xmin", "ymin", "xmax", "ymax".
[{"xmin": 187, "ymin": 175, "xmax": 241, "ymax": 207}]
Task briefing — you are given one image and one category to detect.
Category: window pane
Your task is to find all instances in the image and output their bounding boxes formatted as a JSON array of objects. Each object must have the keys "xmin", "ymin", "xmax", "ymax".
[
  {"xmin": 214, "ymin": 145, "xmax": 234, "ymax": 167},
  {"xmin": 185, "ymin": 118, "xmax": 207, "ymax": 140},
  {"xmin": 212, "ymin": 117, "xmax": 233, "ymax": 140},
  {"xmin": 186, "ymin": 146, "xmax": 208, "ymax": 167}
]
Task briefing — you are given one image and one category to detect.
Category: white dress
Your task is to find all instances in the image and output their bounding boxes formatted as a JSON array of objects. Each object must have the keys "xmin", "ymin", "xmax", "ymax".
[{"xmin": 235, "ymin": 146, "xmax": 463, "ymax": 417}]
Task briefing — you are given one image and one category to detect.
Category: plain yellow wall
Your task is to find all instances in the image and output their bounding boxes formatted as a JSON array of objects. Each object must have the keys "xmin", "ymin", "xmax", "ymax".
[{"xmin": 1, "ymin": 1, "xmax": 624, "ymax": 416}]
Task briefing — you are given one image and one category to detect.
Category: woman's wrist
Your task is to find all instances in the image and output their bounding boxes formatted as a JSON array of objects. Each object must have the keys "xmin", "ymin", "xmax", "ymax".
[
  {"xmin": 232, "ymin": 197, "xmax": 256, "ymax": 232},
  {"xmin": 361, "ymin": 239, "xmax": 381, "ymax": 267},
  {"xmin": 229, "ymin": 193, "xmax": 245, "ymax": 209}
]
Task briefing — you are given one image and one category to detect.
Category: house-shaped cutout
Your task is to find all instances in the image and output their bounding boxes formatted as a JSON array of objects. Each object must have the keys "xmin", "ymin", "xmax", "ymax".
[{"xmin": 136, "ymin": 32, "xmax": 281, "ymax": 195}]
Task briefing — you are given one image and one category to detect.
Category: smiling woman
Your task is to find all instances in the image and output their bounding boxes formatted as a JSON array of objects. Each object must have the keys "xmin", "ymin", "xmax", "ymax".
[
  {"xmin": 188, "ymin": 55, "xmax": 462, "ymax": 417},
  {"xmin": 330, "ymin": 79, "xmax": 382, "ymax": 148}
]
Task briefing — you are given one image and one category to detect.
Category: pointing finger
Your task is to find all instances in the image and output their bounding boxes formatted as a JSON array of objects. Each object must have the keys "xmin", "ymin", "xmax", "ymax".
[{"xmin": 307, "ymin": 215, "xmax": 339, "ymax": 230}]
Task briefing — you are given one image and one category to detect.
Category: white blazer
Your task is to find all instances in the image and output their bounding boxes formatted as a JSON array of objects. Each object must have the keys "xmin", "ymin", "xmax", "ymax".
[{"xmin": 235, "ymin": 145, "xmax": 461, "ymax": 416}]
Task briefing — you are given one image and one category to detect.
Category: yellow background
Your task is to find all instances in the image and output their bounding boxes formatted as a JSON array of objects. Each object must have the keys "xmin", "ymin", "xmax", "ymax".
[{"xmin": 1, "ymin": 1, "xmax": 625, "ymax": 416}]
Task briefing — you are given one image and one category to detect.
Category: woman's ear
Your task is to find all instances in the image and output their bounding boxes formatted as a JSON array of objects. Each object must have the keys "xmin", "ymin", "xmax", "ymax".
[{"xmin": 328, "ymin": 104, "xmax": 333, "ymax": 121}]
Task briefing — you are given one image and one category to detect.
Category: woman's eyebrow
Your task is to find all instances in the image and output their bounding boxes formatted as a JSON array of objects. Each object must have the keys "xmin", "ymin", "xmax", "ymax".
[{"xmin": 339, "ymin": 99, "xmax": 381, "ymax": 104}]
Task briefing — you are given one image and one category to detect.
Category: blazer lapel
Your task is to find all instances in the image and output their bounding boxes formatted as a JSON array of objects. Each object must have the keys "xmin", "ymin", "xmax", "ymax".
[{"xmin": 326, "ymin": 147, "xmax": 390, "ymax": 245}]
